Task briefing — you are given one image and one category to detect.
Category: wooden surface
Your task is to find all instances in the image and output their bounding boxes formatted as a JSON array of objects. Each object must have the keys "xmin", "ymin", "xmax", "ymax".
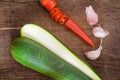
[{"xmin": 0, "ymin": 0, "xmax": 120, "ymax": 80}]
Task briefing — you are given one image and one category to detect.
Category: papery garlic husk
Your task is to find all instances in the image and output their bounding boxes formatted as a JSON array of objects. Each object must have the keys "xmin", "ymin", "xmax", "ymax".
[
  {"xmin": 85, "ymin": 5, "xmax": 98, "ymax": 25},
  {"xmin": 93, "ymin": 25, "xmax": 109, "ymax": 38},
  {"xmin": 85, "ymin": 39, "xmax": 103, "ymax": 60}
]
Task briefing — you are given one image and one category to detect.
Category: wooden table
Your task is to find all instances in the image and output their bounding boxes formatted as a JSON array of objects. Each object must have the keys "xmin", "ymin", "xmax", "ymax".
[{"xmin": 0, "ymin": 0, "xmax": 120, "ymax": 80}]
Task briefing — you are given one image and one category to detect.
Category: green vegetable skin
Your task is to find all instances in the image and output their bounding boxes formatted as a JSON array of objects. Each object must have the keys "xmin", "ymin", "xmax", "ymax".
[
  {"xmin": 11, "ymin": 37, "xmax": 91, "ymax": 80},
  {"xmin": 11, "ymin": 24, "xmax": 101, "ymax": 80}
]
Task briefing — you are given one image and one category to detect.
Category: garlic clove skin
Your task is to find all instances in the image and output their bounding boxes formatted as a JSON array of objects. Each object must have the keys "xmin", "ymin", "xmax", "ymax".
[
  {"xmin": 85, "ymin": 45, "xmax": 103, "ymax": 60},
  {"xmin": 85, "ymin": 5, "xmax": 98, "ymax": 25},
  {"xmin": 92, "ymin": 25, "xmax": 109, "ymax": 38},
  {"xmin": 85, "ymin": 39, "xmax": 103, "ymax": 60}
]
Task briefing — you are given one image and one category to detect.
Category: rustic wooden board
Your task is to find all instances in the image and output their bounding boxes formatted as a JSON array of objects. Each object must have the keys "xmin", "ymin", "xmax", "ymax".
[{"xmin": 0, "ymin": 0, "xmax": 120, "ymax": 80}]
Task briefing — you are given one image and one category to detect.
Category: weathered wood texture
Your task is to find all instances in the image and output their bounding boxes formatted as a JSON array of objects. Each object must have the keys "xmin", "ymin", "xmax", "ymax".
[{"xmin": 0, "ymin": 0, "xmax": 120, "ymax": 80}]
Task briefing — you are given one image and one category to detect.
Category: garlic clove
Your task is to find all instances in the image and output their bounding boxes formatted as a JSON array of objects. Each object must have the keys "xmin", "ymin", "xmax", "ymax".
[
  {"xmin": 92, "ymin": 25, "xmax": 109, "ymax": 38},
  {"xmin": 85, "ymin": 44, "xmax": 103, "ymax": 60},
  {"xmin": 85, "ymin": 39, "xmax": 103, "ymax": 60},
  {"xmin": 85, "ymin": 5, "xmax": 98, "ymax": 25}
]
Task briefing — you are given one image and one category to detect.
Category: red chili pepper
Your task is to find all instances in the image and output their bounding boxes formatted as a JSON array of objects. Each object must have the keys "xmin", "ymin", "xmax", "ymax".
[
  {"xmin": 64, "ymin": 19, "xmax": 95, "ymax": 47},
  {"xmin": 40, "ymin": 0, "xmax": 95, "ymax": 47}
]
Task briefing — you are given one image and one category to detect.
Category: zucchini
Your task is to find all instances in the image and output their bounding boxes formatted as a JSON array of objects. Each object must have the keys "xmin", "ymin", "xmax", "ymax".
[
  {"xmin": 11, "ymin": 37, "xmax": 92, "ymax": 80},
  {"xmin": 20, "ymin": 24, "xmax": 101, "ymax": 80}
]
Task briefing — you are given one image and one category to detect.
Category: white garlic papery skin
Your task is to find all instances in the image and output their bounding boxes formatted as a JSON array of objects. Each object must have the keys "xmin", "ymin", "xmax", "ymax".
[
  {"xmin": 85, "ymin": 39, "xmax": 103, "ymax": 60},
  {"xmin": 92, "ymin": 25, "xmax": 109, "ymax": 38},
  {"xmin": 85, "ymin": 5, "xmax": 98, "ymax": 25},
  {"xmin": 85, "ymin": 45, "xmax": 102, "ymax": 60}
]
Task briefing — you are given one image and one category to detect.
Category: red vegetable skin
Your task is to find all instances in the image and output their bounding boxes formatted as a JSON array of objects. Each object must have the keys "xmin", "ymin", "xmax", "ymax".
[
  {"xmin": 64, "ymin": 19, "xmax": 95, "ymax": 47},
  {"xmin": 40, "ymin": 0, "xmax": 95, "ymax": 47}
]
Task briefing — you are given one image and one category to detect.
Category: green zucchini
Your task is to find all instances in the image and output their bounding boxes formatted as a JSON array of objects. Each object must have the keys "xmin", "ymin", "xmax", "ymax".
[
  {"xmin": 20, "ymin": 24, "xmax": 101, "ymax": 80},
  {"xmin": 11, "ymin": 37, "xmax": 92, "ymax": 80}
]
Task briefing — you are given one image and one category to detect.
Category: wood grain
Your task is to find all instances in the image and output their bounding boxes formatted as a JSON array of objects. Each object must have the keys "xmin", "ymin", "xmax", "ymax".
[{"xmin": 0, "ymin": 0, "xmax": 120, "ymax": 80}]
